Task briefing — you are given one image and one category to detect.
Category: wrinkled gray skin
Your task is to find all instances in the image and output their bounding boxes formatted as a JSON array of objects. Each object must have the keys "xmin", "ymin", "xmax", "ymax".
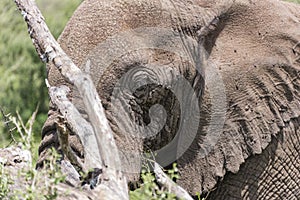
[{"xmin": 39, "ymin": 0, "xmax": 300, "ymax": 199}]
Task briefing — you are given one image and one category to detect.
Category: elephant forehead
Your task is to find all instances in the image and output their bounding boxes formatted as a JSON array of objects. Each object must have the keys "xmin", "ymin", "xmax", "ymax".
[
  {"xmin": 56, "ymin": 0, "xmax": 234, "ymax": 68},
  {"xmin": 80, "ymin": 27, "xmax": 202, "ymax": 85}
]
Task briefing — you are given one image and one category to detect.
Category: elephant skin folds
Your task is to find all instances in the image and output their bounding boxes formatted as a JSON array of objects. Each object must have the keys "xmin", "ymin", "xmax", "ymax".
[{"xmin": 38, "ymin": 0, "xmax": 300, "ymax": 199}]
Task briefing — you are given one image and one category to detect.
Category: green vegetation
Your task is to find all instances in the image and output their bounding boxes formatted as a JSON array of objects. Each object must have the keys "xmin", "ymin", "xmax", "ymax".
[
  {"xmin": 0, "ymin": 162, "xmax": 12, "ymax": 199},
  {"xmin": 0, "ymin": 0, "xmax": 82, "ymax": 147},
  {"xmin": 286, "ymin": 0, "xmax": 300, "ymax": 3},
  {"xmin": 130, "ymin": 163, "xmax": 179, "ymax": 200},
  {"xmin": 0, "ymin": 111, "xmax": 66, "ymax": 200},
  {"xmin": 1, "ymin": 111, "xmax": 186, "ymax": 199},
  {"xmin": 0, "ymin": 148, "xmax": 66, "ymax": 200},
  {"xmin": 8, "ymin": 107, "xmax": 40, "ymax": 163}
]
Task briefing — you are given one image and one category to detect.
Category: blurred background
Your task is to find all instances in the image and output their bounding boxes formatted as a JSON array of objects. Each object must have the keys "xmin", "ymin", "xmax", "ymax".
[
  {"xmin": 0, "ymin": 0, "xmax": 299, "ymax": 156},
  {"xmin": 0, "ymin": 0, "xmax": 82, "ymax": 150}
]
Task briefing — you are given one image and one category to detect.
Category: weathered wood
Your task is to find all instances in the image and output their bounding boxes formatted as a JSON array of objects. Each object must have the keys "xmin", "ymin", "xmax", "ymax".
[
  {"xmin": 14, "ymin": 0, "xmax": 128, "ymax": 198},
  {"xmin": 48, "ymin": 84, "xmax": 102, "ymax": 173},
  {"xmin": 0, "ymin": 146, "xmax": 121, "ymax": 199}
]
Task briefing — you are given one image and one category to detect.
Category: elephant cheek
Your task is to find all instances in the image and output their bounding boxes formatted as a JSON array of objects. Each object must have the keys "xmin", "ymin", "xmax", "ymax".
[{"xmin": 94, "ymin": 48, "xmax": 204, "ymax": 179}]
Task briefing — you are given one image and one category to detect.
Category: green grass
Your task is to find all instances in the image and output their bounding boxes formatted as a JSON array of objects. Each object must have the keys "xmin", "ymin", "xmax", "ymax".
[
  {"xmin": 0, "ymin": 110, "xmax": 66, "ymax": 200},
  {"xmin": 1, "ymin": 111, "xmax": 186, "ymax": 199},
  {"xmin": 0, "ymin": 148, "xmax": 66, "ymax": 200}
]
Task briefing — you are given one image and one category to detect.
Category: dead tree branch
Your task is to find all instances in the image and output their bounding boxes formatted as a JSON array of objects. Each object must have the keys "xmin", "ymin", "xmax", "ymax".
[{"xmin": 14, "ymin": 0, "xmax": 128, "ymax": 199}]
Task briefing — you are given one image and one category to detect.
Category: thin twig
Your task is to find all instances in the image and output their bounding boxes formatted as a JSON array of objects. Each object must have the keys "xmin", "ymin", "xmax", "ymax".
[
  {"xmin": 0, "ymin": 107, "xmax": 17, "ymax": 145},
  {"xmin": 26, "ymin": 104, "xmax": 39, "ymax": 140}
]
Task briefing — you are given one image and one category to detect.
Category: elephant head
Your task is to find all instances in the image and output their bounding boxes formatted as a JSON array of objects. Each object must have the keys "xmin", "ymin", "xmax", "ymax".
[{"xmin": 38, "ymin": 0, "xmax": 300, "ymax": 199}]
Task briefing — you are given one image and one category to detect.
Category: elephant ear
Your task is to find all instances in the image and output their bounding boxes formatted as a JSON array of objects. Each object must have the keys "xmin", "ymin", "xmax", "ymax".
[{"xmin": 177, "ymin": 0, "xmax": 300, "ymax": 195}]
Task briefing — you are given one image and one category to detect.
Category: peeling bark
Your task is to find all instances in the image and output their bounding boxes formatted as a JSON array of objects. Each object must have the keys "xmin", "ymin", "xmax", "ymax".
[{"xmin": 48, "ymin": 85, "xmax": 102, "ymax": 174}]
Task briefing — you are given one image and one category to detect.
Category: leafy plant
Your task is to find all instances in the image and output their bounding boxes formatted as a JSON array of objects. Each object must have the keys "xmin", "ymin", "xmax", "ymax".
[
  {"xmin": 16, "ymin": 148, "xmax": 66, "ymax": 200},
  {"xmin": 0, "ymin": 110, "xmax": 66, "ymax": 200},
  {"xmin": 130, "ymin": 163, "xmax": 179, "ymax": 200},
  {"xmin": 0, "ymin": 162, "xmax": 13, "ymax": 199}
]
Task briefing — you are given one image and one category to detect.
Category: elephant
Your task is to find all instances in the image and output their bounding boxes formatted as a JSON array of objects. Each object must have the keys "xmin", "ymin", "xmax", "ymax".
[{"xmin": 37, "ymin": 0, "xmax": 300, "ymax": 199}]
